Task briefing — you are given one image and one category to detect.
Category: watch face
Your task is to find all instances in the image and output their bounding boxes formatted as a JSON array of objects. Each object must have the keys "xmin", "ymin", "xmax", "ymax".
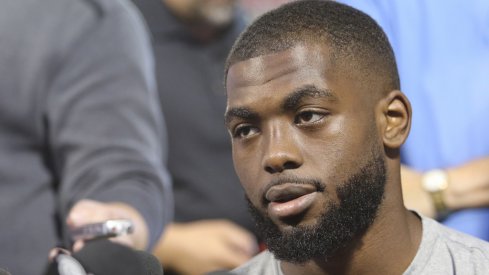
[
  {"xmin": 422, "ymin": 170, "xmax": 449, "ymax": 192},
  {"xmin": 57, "ymin": 254, "xmax": 86, "ymax": 275}
]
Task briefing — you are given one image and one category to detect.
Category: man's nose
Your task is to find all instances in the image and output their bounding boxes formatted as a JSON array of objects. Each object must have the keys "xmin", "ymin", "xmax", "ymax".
[{"xmin": 261, "ymin": 124, "xmax": 303, "ymax": 174}]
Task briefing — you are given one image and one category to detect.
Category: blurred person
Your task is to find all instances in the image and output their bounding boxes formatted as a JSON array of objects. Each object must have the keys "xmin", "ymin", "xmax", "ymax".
[
  {"xmin": 131, "ymin": 0, "xmax": 258, "ymax": 274},
  {"xmin": 338, "ymin": 0, "xmax": 489, "ymax": 241},
  {"xmin": 223, "ymin": 1, "xmax": 489, "ymax": 274},
  {"xmin": 238, "ymin": 0, "xmax": 294, "ymax": 21},
  {"xmin": 0, "ymin": 0, "xmax": 172, "ymax": 274}
]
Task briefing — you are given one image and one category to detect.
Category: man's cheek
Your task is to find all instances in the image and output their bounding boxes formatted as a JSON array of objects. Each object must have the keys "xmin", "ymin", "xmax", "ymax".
[{"xmin": 238, "ymin": 177, "xmax": 262, "ymax": 206}]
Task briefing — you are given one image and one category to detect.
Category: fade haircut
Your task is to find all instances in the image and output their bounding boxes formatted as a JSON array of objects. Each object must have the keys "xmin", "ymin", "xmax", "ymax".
[{"xmin": 225, "ymin": 0, "xmax": 400, "ymax": 95}]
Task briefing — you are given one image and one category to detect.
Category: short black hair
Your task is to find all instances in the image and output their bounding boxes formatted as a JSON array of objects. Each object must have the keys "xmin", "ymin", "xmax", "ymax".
[{"xmin": 225, "ymin": 0, "xmax": 399, "ymax": 94}]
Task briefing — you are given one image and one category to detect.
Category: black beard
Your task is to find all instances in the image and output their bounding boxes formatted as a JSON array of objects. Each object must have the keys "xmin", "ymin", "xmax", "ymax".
[{"xmin": 246, "ymin": 150, "xmax": 386, "ymax": 264}]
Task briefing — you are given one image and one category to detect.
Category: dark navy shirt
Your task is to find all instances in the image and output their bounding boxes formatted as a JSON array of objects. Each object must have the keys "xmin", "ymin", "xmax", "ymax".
[{"xmin": 133, "ymin": 0, "xmax": 256, "ymax": 234}]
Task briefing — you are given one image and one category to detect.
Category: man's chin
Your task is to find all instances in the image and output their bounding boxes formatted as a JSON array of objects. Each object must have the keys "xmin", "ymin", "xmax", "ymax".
[{"xmin": 272, "ymin": 215, "xmax": 322, "ymax": 231}]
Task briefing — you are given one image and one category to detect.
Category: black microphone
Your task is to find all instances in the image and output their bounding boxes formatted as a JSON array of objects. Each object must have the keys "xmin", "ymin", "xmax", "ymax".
[
  {"xmin": 44, "ymin": 240, "xmax": 163, "ymax": 275},
  {"xmin": 135, "ymin": 250, "xmax": 163, "ymax": 275}
]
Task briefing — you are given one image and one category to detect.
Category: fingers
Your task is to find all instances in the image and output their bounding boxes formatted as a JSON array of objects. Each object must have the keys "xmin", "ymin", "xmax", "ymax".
[
  {"xmin": 48, "ymin": 247, "xmax": 72, "ymax": 262},
  {"xmin": 72, "ymin": 240, "xmax": 85, "ymax": 252},
  {"xmin": 67, "ymin": 200, "xmax": 123, "ymax": 227},
  {"xmin": 215, "ymin": 220, "xmax": 258, "ymax": 256},
  {"xmin": 208, "ymin": 221, "xmax": 257, "ymax": 269},
  {"xmin": 66, "ymin": 199, "xmax": 148, "ymax": 250}
]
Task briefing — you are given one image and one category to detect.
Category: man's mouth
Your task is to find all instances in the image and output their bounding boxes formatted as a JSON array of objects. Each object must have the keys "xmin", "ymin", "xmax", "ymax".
[{"xmin": 265, "ymin": 183, "xmax": 319, "ymax": 219}]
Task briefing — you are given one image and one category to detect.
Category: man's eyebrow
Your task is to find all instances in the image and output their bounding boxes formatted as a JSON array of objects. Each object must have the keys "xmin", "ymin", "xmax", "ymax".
[
  {"xmin": 224, "ymin": 107, "xmax": 259, "ymax": 125},
  {"xmin": 282, "ymin": 85, "xmax": 337, "ymax": 111}
]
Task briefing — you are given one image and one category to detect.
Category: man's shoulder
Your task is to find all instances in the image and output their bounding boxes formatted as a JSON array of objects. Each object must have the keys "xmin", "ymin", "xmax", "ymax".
[
  {"xmin": 407, "ymin": 215, "xmax": 489, "ymax": 274},
  {"xmin": 428, "ymin": 216, "xmax": 489, "ymax": 254},
  {"xmin": 230, "ymin": 251, "xmax": 283, "ymax": 275}
]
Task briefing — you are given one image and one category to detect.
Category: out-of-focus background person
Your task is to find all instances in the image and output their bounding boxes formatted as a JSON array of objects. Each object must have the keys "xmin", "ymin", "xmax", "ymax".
[
  {"xmin": 338, "ymin": 0, "xmax": 489, "ymax": 241},
  {"xmin": 239, "ymin": 0, "xmax": 295, "ymax": 21},
  {"xmin": 0, "ymin": 0, "xmax": 172, "ymax": 274},
  {"xmin": 131, "ymin": 1, "xmax": 259, "ymax": 274}
]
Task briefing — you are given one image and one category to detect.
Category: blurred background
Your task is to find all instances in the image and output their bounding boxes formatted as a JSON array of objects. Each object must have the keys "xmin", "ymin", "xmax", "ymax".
[{"xmin": 239, "ymin": 0, "xmax": 294, "ymax": 21}]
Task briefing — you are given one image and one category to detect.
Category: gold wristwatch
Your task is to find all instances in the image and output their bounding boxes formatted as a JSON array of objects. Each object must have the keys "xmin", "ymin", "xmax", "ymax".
[{"xmin": 421, "ymin": 169, "xmax": 450, "ymax": 220}]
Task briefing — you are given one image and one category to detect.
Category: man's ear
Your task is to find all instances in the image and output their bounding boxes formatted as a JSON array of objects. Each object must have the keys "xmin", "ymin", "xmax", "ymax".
[{"xmin": 377, "ymin": 90, "xmax": 412, "ymax": 149}]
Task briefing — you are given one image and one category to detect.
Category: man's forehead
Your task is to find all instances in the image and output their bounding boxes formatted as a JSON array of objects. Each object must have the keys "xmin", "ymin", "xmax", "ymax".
[{"xmin": 226, "ymin": 44, "xmax": 331, "ymax": 90}]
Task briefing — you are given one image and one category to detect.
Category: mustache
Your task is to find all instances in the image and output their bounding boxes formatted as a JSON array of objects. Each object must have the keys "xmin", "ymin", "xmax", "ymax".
[{"xmin": 266, "ymin": 175, "xmax": 326, "ymax": 191}]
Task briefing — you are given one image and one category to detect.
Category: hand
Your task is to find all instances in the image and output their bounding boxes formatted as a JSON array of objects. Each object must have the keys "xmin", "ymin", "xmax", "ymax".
[
  {"xmin": 67, "ymin": 199, "xmax": 149, "ymax": 251},
  {"xmin": 153, "ymin": 220, "xmax": 258, "ymax": 275}
]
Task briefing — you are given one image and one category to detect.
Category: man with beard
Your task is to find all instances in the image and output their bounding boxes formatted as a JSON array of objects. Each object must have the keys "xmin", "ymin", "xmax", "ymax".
[
  {"xmin": 131, "ymin": 1, "xmax": 258, "ymax": 274},
  {"xmin": 223, "ymin": 1, "xmax": 489, "ymax": 274}
]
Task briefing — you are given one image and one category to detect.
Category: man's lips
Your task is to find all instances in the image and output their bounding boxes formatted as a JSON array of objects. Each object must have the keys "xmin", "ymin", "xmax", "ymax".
[
  {"xmin": 265, "ymin": 183, "xmax": 319, "ymax": 219},
  {"xmin": 265, "ymin": 184, "xmax": 317, "ymax": 202}
]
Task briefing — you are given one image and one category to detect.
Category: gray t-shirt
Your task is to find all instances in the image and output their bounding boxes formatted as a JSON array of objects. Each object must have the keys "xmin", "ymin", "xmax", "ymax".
[{"xmin": 231, "ymin": 214, "xmax": 489, "ymax": 274}]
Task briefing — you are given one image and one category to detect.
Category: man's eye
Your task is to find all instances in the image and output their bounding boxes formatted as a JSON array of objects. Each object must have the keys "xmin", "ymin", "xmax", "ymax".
[
  {"xmin": 234, "ymin": 125, "xmax": 259, "ymax": 138},
  {"xmin": 295, "ymin": 111, "xmax": 325, "ymax": 124}
]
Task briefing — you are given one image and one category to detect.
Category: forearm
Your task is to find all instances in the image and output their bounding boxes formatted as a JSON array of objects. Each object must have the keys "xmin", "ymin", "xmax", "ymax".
[
  {"xmin": 401, "ymin": 157, "xmax": 489, "ymax": 217},
  {"xmin": 48, "ymin": 0, "xmax": 172, "ymax": 250},
  {"xmin": 444, "ymin": 157, "xmax": 489, "ymax": 210},
  {"xmin": 152, "ymin": 220, "xmax": 258, "ymax": 275}
]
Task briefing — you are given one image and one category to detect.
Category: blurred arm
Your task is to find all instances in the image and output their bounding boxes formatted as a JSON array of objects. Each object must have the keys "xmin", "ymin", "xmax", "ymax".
[
  {"xmin": 152, "ymin": 220, "xmax": 258, "ymax": 275},
  {"xmin": 45, "ymin": 0, "xmax": 172, "ymax": 250},
  {"xmin": 401, "ymin": 157, "xmax": 489, "ymax": 218}
]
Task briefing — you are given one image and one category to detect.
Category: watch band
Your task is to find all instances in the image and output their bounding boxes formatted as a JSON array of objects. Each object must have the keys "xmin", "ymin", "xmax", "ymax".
[{"xmin": 421, "ymin": 169, "xmax": 450, "ymax": 220}]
